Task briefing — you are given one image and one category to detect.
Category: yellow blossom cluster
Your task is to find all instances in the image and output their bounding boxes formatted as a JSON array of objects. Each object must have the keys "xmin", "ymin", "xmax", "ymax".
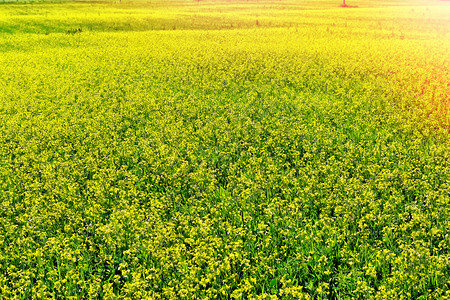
[{"xmin": 0, "ymin": 0, "xmax": 449, "ymax": 299}]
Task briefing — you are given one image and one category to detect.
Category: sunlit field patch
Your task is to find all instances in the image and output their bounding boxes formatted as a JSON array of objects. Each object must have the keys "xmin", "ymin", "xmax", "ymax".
[{"xmin": 0, "ymin": 0, "xmax": 449, "ymax": 298}]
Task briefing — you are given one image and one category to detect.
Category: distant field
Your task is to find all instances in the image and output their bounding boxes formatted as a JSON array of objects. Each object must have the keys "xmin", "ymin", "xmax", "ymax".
[
  {"xmin": 1, "ymin": 0, "xmax": 450, "ymax": 34},
  {"xmin": 0, "ymin": 0, "xmax": 449, "ymax": 299}
]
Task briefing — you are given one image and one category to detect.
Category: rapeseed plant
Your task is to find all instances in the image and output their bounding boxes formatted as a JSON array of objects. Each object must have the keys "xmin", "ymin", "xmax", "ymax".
[{"xmin": 0, "ymin": 0, "xmax": 449, "ymax": 299}]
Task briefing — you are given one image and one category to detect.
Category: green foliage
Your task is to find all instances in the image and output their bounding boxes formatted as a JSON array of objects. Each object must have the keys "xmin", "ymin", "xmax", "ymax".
[{"xmin": 0, "ymin": 0, "xmax": 449, "ymax": 299}]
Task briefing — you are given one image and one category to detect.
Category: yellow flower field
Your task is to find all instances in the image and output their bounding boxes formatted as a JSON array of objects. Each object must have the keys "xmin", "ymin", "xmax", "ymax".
[{"xmin": 0, "ymin": 0, "xmax": 449, "ymax": 298}]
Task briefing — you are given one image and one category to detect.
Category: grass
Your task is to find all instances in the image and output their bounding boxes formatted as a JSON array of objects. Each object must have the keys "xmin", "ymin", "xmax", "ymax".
[{"xmin": 0, "ymin": 0, "xmax": 449, "ymax": 298}]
